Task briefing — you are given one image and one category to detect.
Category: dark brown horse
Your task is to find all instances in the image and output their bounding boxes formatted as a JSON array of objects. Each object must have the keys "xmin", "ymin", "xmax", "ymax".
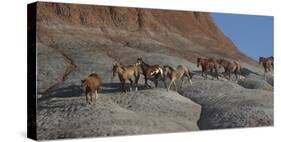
[
  {"xmin": 259, "ymin": 56, "xmax": 274, "ymax": 73},
  {"xmin": 112, "ymin": 63, "xmax": 140, "ymax": 92},
  {"xmin": 197, "ymin": 58, "xmax": 219, "ymax": 80},
  {"xmin": 216, "ymin": 59, "xmax": 241, "ymax": 80},
  {"xmin": 136, "ymin": 58, "xmax": 166, "ymax": 88}
]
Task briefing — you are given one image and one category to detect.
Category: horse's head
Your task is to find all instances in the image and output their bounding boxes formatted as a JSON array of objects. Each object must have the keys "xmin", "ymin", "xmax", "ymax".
[
  {"xmin": 259, "ymin": 57, "xmax": 264, "ymax": 65},
  {"xmin": 163, "ymin": 65, "xmax": 174, "ymax": 77},
  {"xmin": 216, "ymin": 59, "xmax": 223, "ymax": 68},
  {"xmin": 269, "ymin": 56, "xmax": 274, "ymax": 61},
  {"xmin": 162, "ymin": 66, "xmax": 170, "ymax": 77},
  {"xmin": 136, "ymin": 58, "xmax": 143, "ymax": 66},
  {"xmin": 80, "ymin": 75, "xmax": 89, "ymax": 90},
  {"xmin": 112, "ymin": 64, "xmax": 120, "ymax": 79}
]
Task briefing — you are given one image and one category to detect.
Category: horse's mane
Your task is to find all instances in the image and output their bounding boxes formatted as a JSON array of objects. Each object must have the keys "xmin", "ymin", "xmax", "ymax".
[
  {"xmin": 142, "ymin": 60, "xmax": 149, "ymax": 66},
  {"xmin": 164, "ymin": 65, "xmax": 174, "ymax": 71},
  {"xmin": 89, "ymin": 73, "xmax": 98, "ymax": 77},
  {"xmin": 138, "ymin": 59, "xmax": 150, "ymax": 70},
  {"xmin": 208, "ymin": 58, "xmax": 215, "ymax": 62}
]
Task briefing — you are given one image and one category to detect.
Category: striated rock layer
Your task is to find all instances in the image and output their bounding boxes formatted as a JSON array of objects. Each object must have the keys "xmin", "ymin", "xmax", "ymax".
[{"xmin": 35, "ymin": 2, "xmax": 261, "ymax": 94}]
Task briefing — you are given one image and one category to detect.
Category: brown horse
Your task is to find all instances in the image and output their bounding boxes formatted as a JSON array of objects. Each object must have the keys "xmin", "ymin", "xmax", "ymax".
[
  {"xmin": 259, "ymin": 56, "xmax": 274, "ymax": 73},
  {"xmin": 136, "ymin": 58, "xmax": 166, "ymax": 88},
  {"xmin": 197, "ymin": 58, "xmax": 219, "ymax": 80},
  {"xmin": 163, "ymin": 65, "xmax": 192, "ymax": 92},
  {"xmin": 216, "ymin": 59, "xmax": 241, "ymax": 80},
  {"xmin": 81, "ymin": 73, "xmax": 102, "ymax": 104},
  {"xmin": 112, "ymin": 63, "xmax": 140, "ymax": 92}
]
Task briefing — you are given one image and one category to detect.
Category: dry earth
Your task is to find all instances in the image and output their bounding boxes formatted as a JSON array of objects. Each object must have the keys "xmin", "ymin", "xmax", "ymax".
[{"xmin": 33, "ymin": 2, "xmax": 274, "ymax": 140}]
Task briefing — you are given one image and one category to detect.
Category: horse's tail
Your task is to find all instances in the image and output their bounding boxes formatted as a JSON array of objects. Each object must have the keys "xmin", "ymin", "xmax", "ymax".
[
  {"xmin": 181, "ymin": 65, "xmax": 192, "ymax": 79},
  {"xmin": 233, "ymin": 61, "xmax": 241, "ymax": 78},
  {"xmin": 158, "ymin": 67, "xmax": 164, "ymax": 78},
  {"xmin": 81, "ymin": 78, "xmax": 88, "ymax": 91},
  {"xmin": 233, "ymin": 61, "xmax": 241, "ymax": 71},
  {"xmin": 186, "ymin": 68, "xmax": 193, "ymax": 85},
  {"xmin": 188, "ymin": 69, "xmax": 193, "ymax": 79}
]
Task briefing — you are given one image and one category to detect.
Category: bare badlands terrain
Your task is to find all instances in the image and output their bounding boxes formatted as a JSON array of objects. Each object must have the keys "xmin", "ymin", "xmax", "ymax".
[{"xmin": 33, "ymin": 2, "xmax": 273, "ymax": 140}]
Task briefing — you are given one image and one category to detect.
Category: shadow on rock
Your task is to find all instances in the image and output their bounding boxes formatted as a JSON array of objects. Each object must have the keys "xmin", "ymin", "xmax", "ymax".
[
  {"xmin": 241, "ymin": 68, "xmax": 260, "ymax": 76},
  {"xmin": 102, "ymin": 83, "xmax": 148, "ymax": 94},
  {"xmin": 38, "ymin": 82, "xmax": 152, "ymax": 102},
  {"xmin": 38, "ymin": 85, "xmax": 83, "ymax": 101},
  {"xmin": 191, "ymin": 70, "xmax": 225, "ymax": 80}
]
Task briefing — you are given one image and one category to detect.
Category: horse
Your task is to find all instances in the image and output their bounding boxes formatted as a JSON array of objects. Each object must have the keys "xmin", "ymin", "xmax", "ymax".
[
  {"xmin": 136, "ymin": 58, "xmax": 166, "ymax": 88},
  {"xmin": 259, "ymin": 56, "xmax": 274, "ymax": 74},
  {"xmin": 163, "ymin": 65, "xmax": 192, "ymax": 92},
  {"xmin": 197, "ymin": 58, "xmax": 219, "ymax": 80},
  {"xmin": 112, "ymin": 63, "xmax": 140, "ymax": 92},
  {"xmin": 81, "ymin": 73, "xmax": 102, "ymax": 104},
  {"xmin": 216, "ymin": 59, "xmax": 241, "ymax": 80}
]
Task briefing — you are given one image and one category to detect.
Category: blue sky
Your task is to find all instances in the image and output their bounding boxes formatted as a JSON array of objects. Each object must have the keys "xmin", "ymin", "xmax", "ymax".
[{"xmin": 210, "ymin": 13, "xmax": 273, "ymax": 60}]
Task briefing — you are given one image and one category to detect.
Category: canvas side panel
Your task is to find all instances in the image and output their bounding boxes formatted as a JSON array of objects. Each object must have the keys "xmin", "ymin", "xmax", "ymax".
[{"xmin": 27, "ymin": 2, "xmax": 37, "ymax": 140}]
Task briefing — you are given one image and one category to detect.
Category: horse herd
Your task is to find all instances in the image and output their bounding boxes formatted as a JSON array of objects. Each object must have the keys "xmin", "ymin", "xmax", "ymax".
[{"xmin": 81, "ymin": 56, "xmax": 274, "ymax": 104}]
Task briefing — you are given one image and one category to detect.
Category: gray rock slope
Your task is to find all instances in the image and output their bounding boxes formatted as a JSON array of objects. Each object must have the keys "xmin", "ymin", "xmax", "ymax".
[
  {"xmin": 37, "ymin": 38, "xmax": 274, "ymax": 139},
  {"xmin": 180, "ymin": 79, "xmax": 273, "ymax": 130},
  {"xmin": 35, "ymin": 3, "xmax": 274, "ymax": 139},
  {"xmin": 37, "ymin": 89, "xmax": 201, "ymax": 140}
]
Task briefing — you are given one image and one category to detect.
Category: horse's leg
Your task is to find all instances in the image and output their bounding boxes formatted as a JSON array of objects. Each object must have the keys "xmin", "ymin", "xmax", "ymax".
[
  {"xmin": 202, "ymin": 68, "xmax": 206, "ymax": 79},
  {"xmin": 228, "ymin": 71, "xmax": 231, "ymax": 81},
  {"xmin": 203, "ymin": 71, "xmax": 206, "ymax": 79},
  {"xmin": 129, "ymin": 78, "xmax": 133, "ymax": 92},
  {"xmin": 234, "ymin": 71, "xmax": 238, "ymax": 81},
  {"xmin": 188, "ymin": 75, "xmax": 193, "ymax": 85},
  {"xmin": 215, "ymin": 68, "xmax": 219, "ymax": 80},
  {"xmin": 162, "ymin": 77, "xmax": 167, "ymax": 89},
  {"xmin": 144, "ymin": 76, "xmax": 148, "ymax": 87},
  {"xmin": 184, "ymin": 72, "xmax": 192, "ymax": 85},
  {"xmin": 264, "ymin": 65, "xmax": 267, "ymax": 73},
  {"xmin": 94, "ymin": 90, "xmax": 98, "ymax": 104},
  {"xmin": 90, "ymin": 91, "xmax": 93, "ymax": 104},
  {"xmin": 135, "ymin": 74, "xmax": 140, "ymax": 91},
  {"xmin": 205, "ymin": 68, "xmax": 209, "ymax": 79},
  {"xmin": 167, "ymin": 80, "xmax": 174, "ymax": 91},
  {"xmin": 154, "ymin": 74, "xmax": 159, "ymax": 88},
  {"xmin": 180, "ymin": 77, "xmax": 185, "ymax": 89},
  {"xmin": 85, "ymin": 92, "xmax": 89, "ymax": 104},
  {"xmin": 238, "ymin": 68, "xmax": 241, "ymax": 79},
  {"xmin": 155, "ymin": 79, "xmax": 158, "ymax": 88},
  {"xmin": 96, "ymin": 89, "xmax": 99, "ymax": 99},
  {"xmin": 144, "ymin": 76, "xmax": 151, "ymax": 88},
  {"xmin": 202, "ymin": 69, "xmax": 207, "ymax": 79},
  {"xmin": 173, "ymin": 81, "xmax": 177, "ymax": 92},
  {"xmin": 210, "ymin": 68, "xmax": 214, "ymax": 80},
  {"xmin": 121, "ymin": 80, "xmax": 126, "ymax": 92}
]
